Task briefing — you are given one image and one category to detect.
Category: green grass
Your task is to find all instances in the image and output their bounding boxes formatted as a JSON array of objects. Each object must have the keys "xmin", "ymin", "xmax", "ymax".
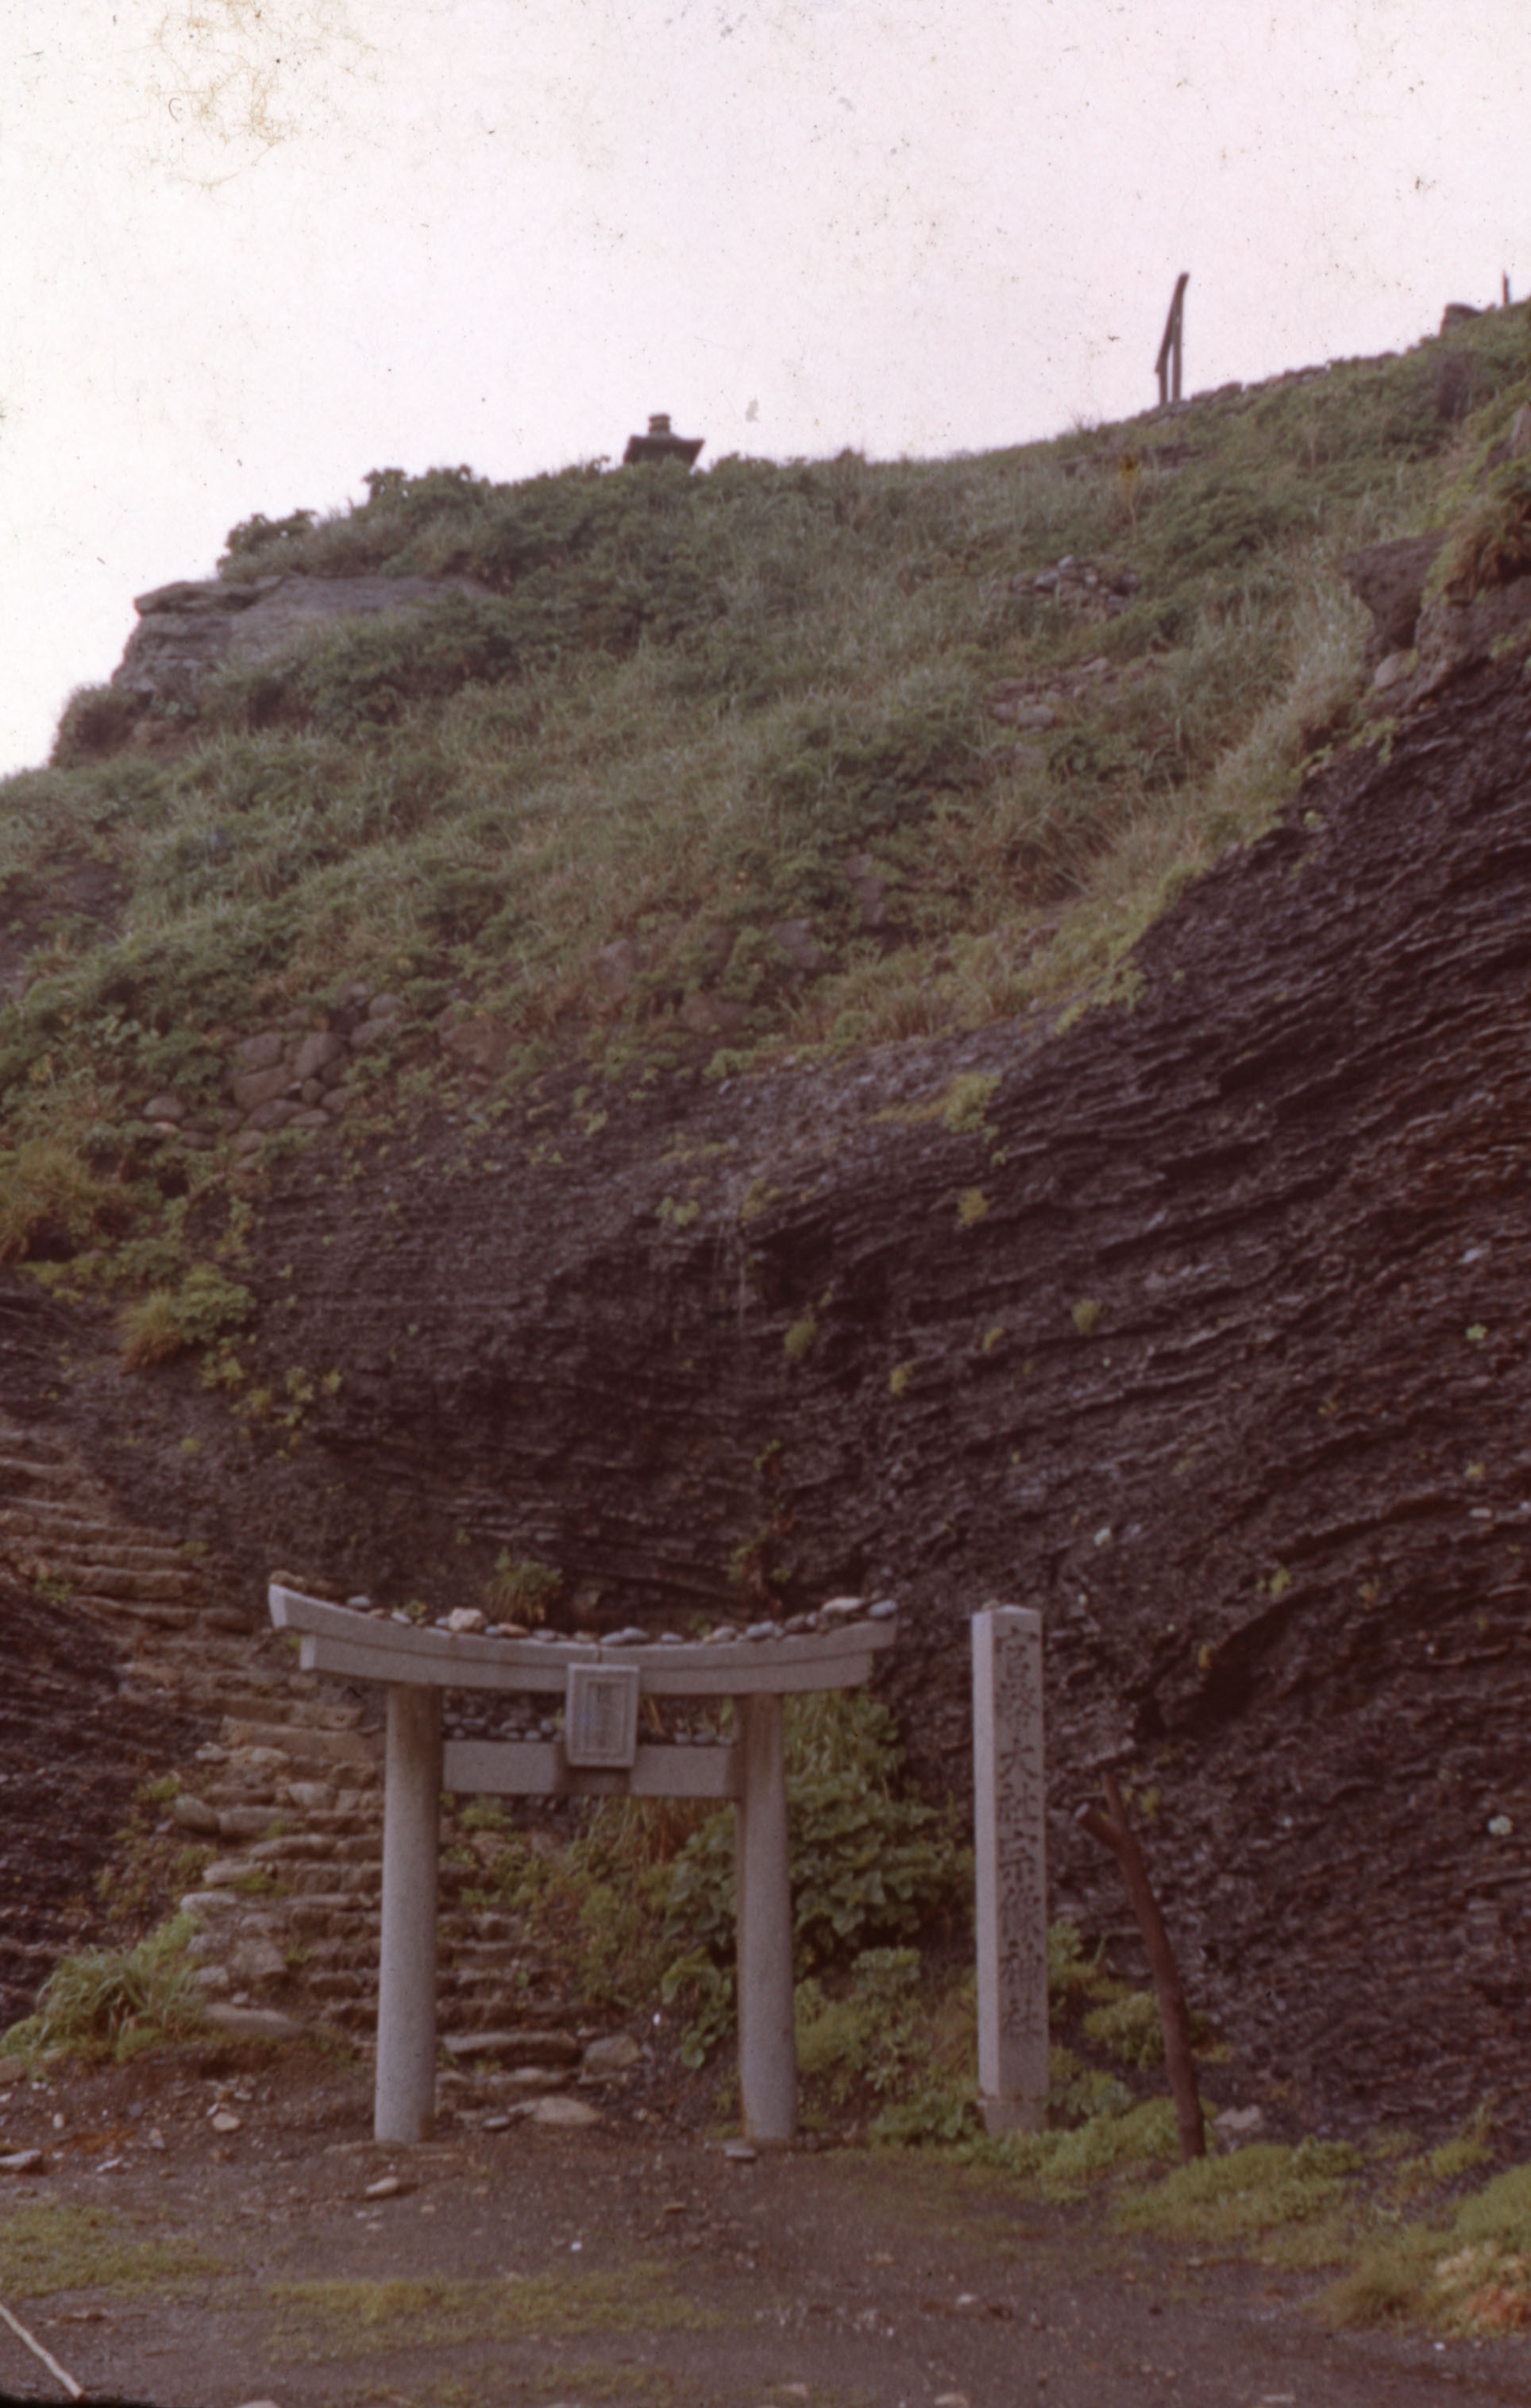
[
  {"xmin": 268, "ymin": 2262, "xmax": 722, "ymax": 2358},
  {"xmin": 1113, "ymin": 2136, "xmax": 1362, "ymax": 2267},
  {"xmin": 1, "ymin": 305, "xmax": 1527, "ymax": 1319},
  {"xmin": 1, "ymin": 1916, "xmax": 206, "ymax": 2062},
  {"xmin": 0, "ymin": 2202, "xmax": 222, "ymax": 2298},
  {"xmin": 1317, "ymin": 2160, "xmax": 1531, "ymax": 2335}
]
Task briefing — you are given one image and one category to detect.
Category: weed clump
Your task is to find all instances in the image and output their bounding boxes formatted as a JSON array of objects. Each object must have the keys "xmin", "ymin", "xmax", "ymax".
[
  {"xmin": 118, "ymin": 1264, "xmax": 256, "ymax": 1368},
  {"xmin": 0, "ymin": 1140, "xmax": 114, "ymax": 1264},
  {"xmin": 1116, "ymin": 2136, "xmax": 1361, "ymax": 2264},
  {"xmin": 486, "ymin": 1553, "xmax": 561, "ymax": 1623},
  {"xmin": 1317, "ymin": 2155, "xmax": 1531, "ymax": 2335},
  {"xmin": 1, "ymin": 1915, "xmax": 204, "ymax": 2062},
  {"xmin": 941, "ymin": 1072, "xmax": 1001, "ymax": 1136},
  {"xmin": 782, "ymin": 1311, "xmax": 818, "ymax": 1362},
  {"xmin": 1432, "ymin": 457, "xmax": 1531, "ymax": 600}
]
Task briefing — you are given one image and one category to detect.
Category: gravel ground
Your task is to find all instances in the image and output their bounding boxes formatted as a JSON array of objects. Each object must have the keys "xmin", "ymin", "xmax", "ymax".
[{"xmin": 0, "ymin": 2044, "xmax": 1525, "ymax": 2408}]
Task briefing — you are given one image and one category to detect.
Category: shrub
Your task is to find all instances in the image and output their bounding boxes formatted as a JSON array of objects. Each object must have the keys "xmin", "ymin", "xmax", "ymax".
[
  {"xmin": 1432, "ymin": 459, "xmax": 1531, "ymax": 600},
  {"xmin": 0, "ymin": 1141, "xmax": 112, "ymax": 1264},
  {"xmin": 120, "ymin": 1264, "xmax": 256, "ymax": 1368},
  {"xmin": 659, "ymin": 1692, "xmax": 970, "ymax": 2063},
  {"xmin": 119, "ymin": 1289, "xmax": 184, "ymax": 1367},
  {"xmin": 50, "ymin": 683, "xmax": 144, "ymax": 767},
  {"xmin": 1083, "ymin": 1988, "xmax": 1165, "ymax": 2068}
]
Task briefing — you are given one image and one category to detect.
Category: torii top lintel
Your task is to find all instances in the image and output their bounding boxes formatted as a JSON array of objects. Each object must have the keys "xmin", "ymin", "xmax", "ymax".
[{"xmin": 268, "ymin": 1584, "xmax": 897, "ymax": 1697}]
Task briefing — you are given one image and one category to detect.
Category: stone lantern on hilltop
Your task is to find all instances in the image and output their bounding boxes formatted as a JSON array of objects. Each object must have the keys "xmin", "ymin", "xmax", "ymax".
[{"xmin": 622, "ymin": 412, "xmax": 704, "ymax": 468}]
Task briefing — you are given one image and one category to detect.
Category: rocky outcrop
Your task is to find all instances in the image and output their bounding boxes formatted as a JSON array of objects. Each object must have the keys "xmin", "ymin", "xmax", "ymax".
[
  {"xmin": 111, "ymin": 573, "xmax": 492, "ymax": 712},
  {"xmin": 1340, "ymin": 534, "xmax": 1445, "ymax": 670},
  {"xmin": 0, "ymin": 1410, "xmax": 215, "ymax": 2026}
]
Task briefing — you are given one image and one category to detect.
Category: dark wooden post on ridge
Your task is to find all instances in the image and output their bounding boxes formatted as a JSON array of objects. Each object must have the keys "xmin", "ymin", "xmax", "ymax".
[
  {"xmin": 1077, "ymin": 1769, "xmax": 1205, "ymax": 2162},
  {"xmin": 1155, "ymin": 274, "xmax": 1190, "ymax": 407}
]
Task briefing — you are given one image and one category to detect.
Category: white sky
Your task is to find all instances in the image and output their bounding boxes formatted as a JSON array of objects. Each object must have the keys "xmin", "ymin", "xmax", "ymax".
[{"xmin": 1, "ymin": 0, "xmax": 1525, "ymax": 775}]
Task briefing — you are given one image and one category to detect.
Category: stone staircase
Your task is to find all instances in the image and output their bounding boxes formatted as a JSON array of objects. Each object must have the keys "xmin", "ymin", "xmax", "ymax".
[{"xmin": 0, "ymin": 1410, "xmax": 575, "ymax": 2059}]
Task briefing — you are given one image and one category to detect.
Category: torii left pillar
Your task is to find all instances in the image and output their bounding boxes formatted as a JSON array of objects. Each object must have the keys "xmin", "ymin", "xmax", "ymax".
[{"xmin": 375, "ymin": 1684, "xmax": 442, "ymax": 2143}]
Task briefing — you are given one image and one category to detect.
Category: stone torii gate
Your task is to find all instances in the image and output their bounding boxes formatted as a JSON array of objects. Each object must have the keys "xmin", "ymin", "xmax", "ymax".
[{"xmin": 268, "ymin": 1584, "xmax": 896, "ymax": 2147}]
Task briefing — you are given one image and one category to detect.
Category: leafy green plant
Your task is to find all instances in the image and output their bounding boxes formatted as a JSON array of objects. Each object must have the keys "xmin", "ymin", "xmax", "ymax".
[
  {"xmin": 790, "ymin": 1948, "xmax": 979, "ymax": 2144},
  {"xmin": 659, "ymin": 1692, "xmax": 969, "ymax": 2064},
  {"xmin": 1082, "ymin": 1987, "xmax": 1166, "ymax": 2069}
]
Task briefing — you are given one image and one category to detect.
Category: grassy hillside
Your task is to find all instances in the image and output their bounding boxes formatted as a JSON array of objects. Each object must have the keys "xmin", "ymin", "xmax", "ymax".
[{"xmin": 2, "ymin": 304, "xmax": 1528, "ymax": 1303}]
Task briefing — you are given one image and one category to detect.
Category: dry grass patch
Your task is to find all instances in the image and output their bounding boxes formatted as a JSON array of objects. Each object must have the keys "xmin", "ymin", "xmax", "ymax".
[
  {"xmin": 0, "ymin": 2202, "xmax": 223, "ymax": 2299},
  {"xmin": 268, "ymin": 2259, "xmax": 723, "ymax": 2360}
]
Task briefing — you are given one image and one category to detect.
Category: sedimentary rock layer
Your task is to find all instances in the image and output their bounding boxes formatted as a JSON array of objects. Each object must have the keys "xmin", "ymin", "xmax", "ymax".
[{"xmin": 13, "ymin": 639, "xmax": 1531, "ymax": 2137}]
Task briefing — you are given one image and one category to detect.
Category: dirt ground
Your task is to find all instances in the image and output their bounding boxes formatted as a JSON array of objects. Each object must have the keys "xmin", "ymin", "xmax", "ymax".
[{"xmin": 0, "ymin": 2043, "xmax": 1525, "ymax": 2408}]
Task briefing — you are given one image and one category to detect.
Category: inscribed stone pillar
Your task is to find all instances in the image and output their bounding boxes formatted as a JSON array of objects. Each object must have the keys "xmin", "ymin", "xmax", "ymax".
[{"xmin": 971, "ymin": 1606, "xmax": 1048, "ymax": 2133}]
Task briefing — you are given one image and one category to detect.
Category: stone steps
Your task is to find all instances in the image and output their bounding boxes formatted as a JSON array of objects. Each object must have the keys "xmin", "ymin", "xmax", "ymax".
[
  {"xmin": 0, "ymin": 1406, "xmax": 591, "ymax": 2055},
  {"xmin": 75, "ymin": 1595, "xmax": 198, "ymax": 1632},
  {"xmin": 219, "ymin": 1717, "xmax": 378, "ymax": 1768},
  {"xmin": 20, "ymin": 1542, "xmax": 205, "ymax": 1580},
  {"xmin": 0, "ymin": 1450, "xmax": 83, "ymax": 1491}
]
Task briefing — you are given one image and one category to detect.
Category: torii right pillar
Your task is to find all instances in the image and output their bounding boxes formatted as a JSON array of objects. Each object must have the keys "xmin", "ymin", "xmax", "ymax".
[{"xmin": 972, "ymin": 1606, "xmax": 1049, "ymax": 2133}]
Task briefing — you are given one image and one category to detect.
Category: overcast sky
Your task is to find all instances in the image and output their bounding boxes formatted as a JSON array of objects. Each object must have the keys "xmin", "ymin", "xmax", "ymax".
[{"xmin": 2, "ymin": 0, "xmax": 1525, "ymax": 775}]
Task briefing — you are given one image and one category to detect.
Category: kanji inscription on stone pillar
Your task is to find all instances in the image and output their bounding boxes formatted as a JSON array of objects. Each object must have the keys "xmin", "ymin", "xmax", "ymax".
[{"xmin": 972, "ymin": 1604, "xmax": 1048, "ymax": 2133}]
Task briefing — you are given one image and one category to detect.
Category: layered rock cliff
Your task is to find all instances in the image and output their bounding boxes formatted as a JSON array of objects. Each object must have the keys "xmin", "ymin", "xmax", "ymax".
[{"xmin": 8, "ymin": 619, "xmax": 1524, "ymax": 2137}]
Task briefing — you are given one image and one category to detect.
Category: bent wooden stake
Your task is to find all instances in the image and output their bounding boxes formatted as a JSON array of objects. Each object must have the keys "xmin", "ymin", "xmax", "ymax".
[
  {"xmin": 0, "ymin": 2298, "xmax": 82, "ymax": 2399},
  {"xmin": 1076, "ymin": 1772, "xmax": 1205, "ymax": 2162}
]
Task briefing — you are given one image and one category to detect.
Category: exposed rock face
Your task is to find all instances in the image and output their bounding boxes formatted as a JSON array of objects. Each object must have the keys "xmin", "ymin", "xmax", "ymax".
[
  {"xmin": 10, "ymin": 630, "xmax": 1531, "ymax": 2140},
  {"xmin": 112, "ymin": 573, "xmax": 493, "ymax": 711},
  {"xmin": 0, "ymin": 1571, "xmax": 199, "ymax": 2028},
  {"xmin": 1340, "ymin": 534, "xmax": 1445, "ymax": 669}
]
